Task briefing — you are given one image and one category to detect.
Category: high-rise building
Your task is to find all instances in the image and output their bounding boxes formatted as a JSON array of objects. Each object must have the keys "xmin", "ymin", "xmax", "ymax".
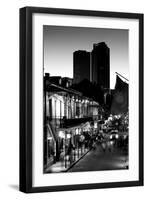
[
  {"xmin": 73, "ymin": 50, "xmax": 90, "ymax": 84},
  {"xmin": 91, "ymin": 42, "xmax": 110, "ymax": 89}
]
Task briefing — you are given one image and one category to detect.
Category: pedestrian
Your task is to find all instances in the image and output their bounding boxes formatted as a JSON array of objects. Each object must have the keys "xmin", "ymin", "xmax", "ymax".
[
  {"xmin": 101, "ymin": 140, "xmax": 107, "ymax": 152},
  {"xmin": 97, "ymin": 133, "xmax": 102, "ymax": 144},
  {"xmin": 99, "ymin": 134, "xmax": 106, "ymax": 152},
  {"xmin": 66, "ymin": 139, "xmax": 75, "ymax": 164}
]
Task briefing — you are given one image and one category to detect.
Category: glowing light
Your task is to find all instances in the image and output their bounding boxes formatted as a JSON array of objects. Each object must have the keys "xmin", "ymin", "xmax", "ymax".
[
  {"xmin": 85, "ymin": 99, "xmax": 89, "ymax": 103},
  {"xmin": 47, "ymin": 136, "xmax": 52, "ymax": 140},
  {"xmin": 110, "ymin": 141, "xmax": 114, "ymax": 145},
  {"xmin": 123, "ymin": 135, "xmax": 127, "ymax": 139},
  {"xmin": 75, "ymin": 129, "xmax": 79, "ymax": 135},
  {"xmin": 58, "ymin": 131, "xmax": 65, "ymax": 138},
  {"xmin": 108, "ymin": 116, "xmax": 113, "ymax": 121},
  {"xmin": 66, "ymin": 134, "xmax": 71, "ymax": 139},
  {"xmin": 110, "ymin": 135, "xmax": 113, "ymax": 139},
  {"xmin": 94, "ymin": 122, "xmax": 97, "ymax": 129},
  {"xmin": 115, "ymin": 134, "xmax": 119, "ymax": 139}
]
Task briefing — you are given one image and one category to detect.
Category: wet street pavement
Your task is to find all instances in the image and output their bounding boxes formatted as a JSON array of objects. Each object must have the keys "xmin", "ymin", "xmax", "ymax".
[{"xmin": 68, "ymin": 142, "xmax": 128, "ymax": 172}]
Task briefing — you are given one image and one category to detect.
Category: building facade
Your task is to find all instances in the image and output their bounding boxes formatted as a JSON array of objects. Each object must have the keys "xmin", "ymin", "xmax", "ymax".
[
  {"xmin": 91, "ymin": 42, "xmax": 110, "ymax": 88},
  {"xmin": 44, "ymin": 74, "xmax": 100, "ymax": 172},
  {"xmin": 73, "ymin": 50, "xmax": 91, "ymax": 84},
  {"xmin": 73, "ymin": 42, "xmax": 110, "ymax": 89}
]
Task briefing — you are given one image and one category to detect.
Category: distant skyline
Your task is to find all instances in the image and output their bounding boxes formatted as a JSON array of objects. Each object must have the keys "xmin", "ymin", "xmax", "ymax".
[{"xmin": 44, "ymin": 25, "xmax": 129, "ymax": 89}]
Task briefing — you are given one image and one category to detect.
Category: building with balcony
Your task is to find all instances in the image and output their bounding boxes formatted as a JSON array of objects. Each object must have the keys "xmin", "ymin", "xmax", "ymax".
[{"xmin": 44, "ymin": 74, "xmax": 100, "ymax": 172}]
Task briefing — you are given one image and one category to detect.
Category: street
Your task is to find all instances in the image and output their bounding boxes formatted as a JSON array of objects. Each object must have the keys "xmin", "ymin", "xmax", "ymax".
[{"xmin": 68, "ymin": 142, "xmax": 128, "ymax": 172}]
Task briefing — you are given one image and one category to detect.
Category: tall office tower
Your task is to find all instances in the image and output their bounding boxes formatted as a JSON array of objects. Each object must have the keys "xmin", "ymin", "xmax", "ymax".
[
  {"xmin": 91, "ymin": 42, "xmax": 110, "ymax": 89},
  {"xmin": 73, "ymin": 50, "xmax": 90, "ymax": 84}
]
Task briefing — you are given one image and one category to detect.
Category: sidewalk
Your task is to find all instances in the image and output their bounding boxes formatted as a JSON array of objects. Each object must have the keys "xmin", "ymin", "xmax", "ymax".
[
  {"xmin": 45, "ymin": 147, "xmax": 90, "ymax": 173},
  {"xmin": 68, "ymin": 143, "xmax": 128, "ymax": 172}
]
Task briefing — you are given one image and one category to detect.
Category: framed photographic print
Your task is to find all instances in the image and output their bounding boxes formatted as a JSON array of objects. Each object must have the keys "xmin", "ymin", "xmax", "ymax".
[{"xmin": 19, "ymin": 7, "xmax": 144, "ymax": 193}]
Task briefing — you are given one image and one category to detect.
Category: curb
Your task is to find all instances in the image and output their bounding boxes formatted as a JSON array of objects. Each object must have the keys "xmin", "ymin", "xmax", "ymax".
[{"xmin": 65, "ymin": 148, "xmax": 92, "ymax": 172}]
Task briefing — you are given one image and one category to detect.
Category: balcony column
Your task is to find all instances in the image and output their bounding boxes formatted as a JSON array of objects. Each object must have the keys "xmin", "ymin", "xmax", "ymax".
[
  {"xmin": 87, "ymin": 100, "xmax": 89, "ymax": 116},
  {"xmin": 78, "ymin": 98, "xmax": 81, "ymax": 118},
  {"xmin": 67, "ymin": 95, "xmax": 70, "ymax": 119},
  {"xmin": 80, "ymin": 99, "xmax": 82, "ymax": 118},
  {"xmin": 78, "ymin": 128, "xmax": 80, "ymax": 158},
  {"xmin": 69, "ymin": 96, "xmax": 71, "ymax": 119},
  {"xmin": 60, "ymin": 100, "xmax": 62, "ymax": 127},
  {"xmin": 71, "ymin": 97, "xmax": 73, "ymax": 118},
  {"xmin": 64, "ymin": 95, "xmax": 67, "ymax": 118},
  {"xmin": 55, "ymin": 99, "xmax": 57, "ymax": 127},
  {"xmin": 92, "ymin": 100, "xmax": 94, "ymax": 118},
  {"xmin": 64, "ymin": 131, "xmax": 67, "ymax": 168},
  {"xmin": 84, "ymin": 100, "xmax": 86, "ymax": 116},
  {"xmin": 73, "ymin": 129, "xmax": 76, "ymax": 161}
]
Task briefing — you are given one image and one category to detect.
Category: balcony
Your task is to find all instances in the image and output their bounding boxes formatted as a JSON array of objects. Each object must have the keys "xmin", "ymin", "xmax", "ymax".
[
  {"xmin": 46, "ymin": 116, "xmax": 94, "ymax": 129},
  {"xmin": 61, "ymin": 117, "xmax": 93, "ymax": 128}
]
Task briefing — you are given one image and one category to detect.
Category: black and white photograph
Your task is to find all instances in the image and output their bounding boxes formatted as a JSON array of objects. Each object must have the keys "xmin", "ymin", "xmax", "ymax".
[
  {"xmin": 19, "ymin": 7, "xmax": 143, "ymax": 193},
  {"xmin": 43, "ymin": 25, "xmax": 129, "ymax": 173}
]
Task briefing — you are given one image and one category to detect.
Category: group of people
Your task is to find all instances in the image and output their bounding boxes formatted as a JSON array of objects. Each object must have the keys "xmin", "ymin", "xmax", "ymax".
[
  {"xmin": 96, "ymin": 133, "xmax": 114, "ymax": 152},
  {"xmin": 64, "ymin": 127, "xmax": 128, "ymax": 165}
]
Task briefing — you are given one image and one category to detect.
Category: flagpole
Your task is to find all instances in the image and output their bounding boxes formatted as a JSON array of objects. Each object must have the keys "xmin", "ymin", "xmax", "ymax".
[{"xmin": 115, "ymin": 72, "xmax": 129, "ymax": 82}]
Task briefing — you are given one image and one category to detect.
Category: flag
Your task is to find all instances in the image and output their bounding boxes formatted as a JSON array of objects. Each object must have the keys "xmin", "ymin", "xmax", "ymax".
[{"xmin": 111, "ymin": 75, "xmax": 128, "ymax": 115}]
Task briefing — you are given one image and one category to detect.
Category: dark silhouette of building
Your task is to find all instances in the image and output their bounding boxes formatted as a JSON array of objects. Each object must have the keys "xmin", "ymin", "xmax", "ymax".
[
  {"xmin": 48, "ymin": 75, "xmax": 62, "ymax": 85},
  {"xmin": 91, "ymin": 42, "xmax": 110, "ymax": 89},
  {"xmin": 111, "ymin": 75, "xmax": 128, "ymax": 115},
  {"xmin": 73, "ymin": 50, "xmax": 90, "ymax": 84},
  {"xmin": 61, "ymin": 77, "xmax": 73, "ymax": 88},
  {"xmin": 44, "ymin": 73, "xmax": 73, "ymax": 88}
]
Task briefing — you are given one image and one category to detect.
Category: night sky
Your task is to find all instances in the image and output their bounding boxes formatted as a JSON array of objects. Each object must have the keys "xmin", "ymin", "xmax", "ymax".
[{"xmin": 43, "ymin": 25, "xmax": 129, "ymax": 89}]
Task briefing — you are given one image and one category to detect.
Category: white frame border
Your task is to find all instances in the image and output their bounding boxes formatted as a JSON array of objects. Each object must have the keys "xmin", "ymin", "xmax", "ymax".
[{"xmin": 32, "ymin": 13, "xmax": 139, "ymax": 187}]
